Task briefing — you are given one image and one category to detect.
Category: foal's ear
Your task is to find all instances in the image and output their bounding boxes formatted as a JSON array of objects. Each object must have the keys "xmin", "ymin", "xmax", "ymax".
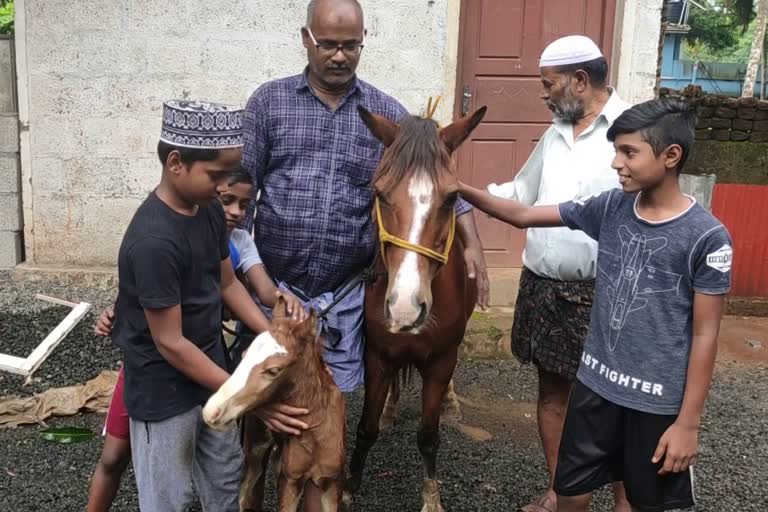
[
  {"xmin": 272, "ymin": 295, "xmax": 289, "ymax": 321},
  {"xmin": 440, "ymin": 106, "xmax": 487, "ymax": 153},
  {"xmin": 294, "ymin": 309, "xmax": 318, "ymax": 340},
  {"xmin": 358, "ymin": 106, "xmax": 399, "ymax": 147}
]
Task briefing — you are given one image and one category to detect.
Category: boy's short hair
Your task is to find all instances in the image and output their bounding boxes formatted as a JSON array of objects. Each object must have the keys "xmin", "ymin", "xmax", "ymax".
[
  {"xmin": 156, "ymin": 140, "xmax": 220, "ymax": 166},
  {"xmin": 227, "ymin": 167, "xmax": 253, "ymax": 187},
  {"xmin": 607, "ymin": 98, "xmax": 695, "ymax": 172},
  {"xmin": 555, "ymin": 57, "xmax": 609, "ymax": 88}
]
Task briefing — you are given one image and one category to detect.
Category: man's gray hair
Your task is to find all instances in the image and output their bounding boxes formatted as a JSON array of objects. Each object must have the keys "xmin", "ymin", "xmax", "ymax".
[{"xmin": 306, "ymin": 0, "xmax": 364, "ymax": 26}]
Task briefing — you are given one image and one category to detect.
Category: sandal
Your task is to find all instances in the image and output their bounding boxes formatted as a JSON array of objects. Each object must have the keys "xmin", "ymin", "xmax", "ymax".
[{"xmin": 518, "ymin": 494, "xmax": 557, "ymax": 512}]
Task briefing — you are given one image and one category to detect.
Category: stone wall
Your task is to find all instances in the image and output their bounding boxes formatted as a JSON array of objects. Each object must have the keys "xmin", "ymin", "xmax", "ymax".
[{"xmin": 660, "ymin": 86, "xmax": 768, "ymax": 184}]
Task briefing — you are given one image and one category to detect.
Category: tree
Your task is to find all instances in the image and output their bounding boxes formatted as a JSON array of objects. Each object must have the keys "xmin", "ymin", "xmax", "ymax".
[
  {"xmin": 0, "ymin": 0, "xmax": 12, "ymax": 35},
  {"xmin": 742, "ymin": 0, "xmax": 768, "ymax": 97}
]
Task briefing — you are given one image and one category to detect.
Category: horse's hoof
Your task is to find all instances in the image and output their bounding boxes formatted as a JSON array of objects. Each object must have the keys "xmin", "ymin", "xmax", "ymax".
[
  {"xmin": 420, "ymin": 504, "xmax": 445, "ymax": 512},
  {"xmin": 441, "ymin": 402, "xmax": 463, "ymax": 423},
  {"xmin": 379, "ymin": 411, "xmax": 397, "ymax": 431}
]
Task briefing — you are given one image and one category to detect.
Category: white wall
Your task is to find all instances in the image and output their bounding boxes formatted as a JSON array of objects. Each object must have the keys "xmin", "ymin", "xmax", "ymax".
[{"xmin": 14, "ymin": 0, "xmax": 662, "ymax": 268}]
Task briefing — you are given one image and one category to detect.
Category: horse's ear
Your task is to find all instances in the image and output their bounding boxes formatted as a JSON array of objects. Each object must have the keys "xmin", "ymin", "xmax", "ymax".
[
  {"xmin": 272, "ymin": 295, "xmax": 289, "ymax": 321},
  {"xmin": 439, "ymin": 106, "xmax": 487, "ymax": 153},
  {"xmin": 358, "ymin": 106, "xmax": 399, "ymax": 147}
]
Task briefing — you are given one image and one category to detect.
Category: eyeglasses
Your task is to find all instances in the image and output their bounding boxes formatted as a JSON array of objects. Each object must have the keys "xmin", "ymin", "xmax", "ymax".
[{"xmin": 305, "ymin": 26, "xmax": 365, "ymax": 56}]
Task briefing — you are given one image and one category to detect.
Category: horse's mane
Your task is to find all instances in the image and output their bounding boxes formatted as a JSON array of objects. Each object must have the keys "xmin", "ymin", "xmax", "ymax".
[{"xmin": 373, "ymin": 115, "xmax": 454, "ymax": 194}]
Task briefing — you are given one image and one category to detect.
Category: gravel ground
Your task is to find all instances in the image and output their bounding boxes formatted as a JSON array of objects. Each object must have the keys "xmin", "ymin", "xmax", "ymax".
[{"xmin": 0, "ymin": 274, "xmax": 766, "ymax": 511}]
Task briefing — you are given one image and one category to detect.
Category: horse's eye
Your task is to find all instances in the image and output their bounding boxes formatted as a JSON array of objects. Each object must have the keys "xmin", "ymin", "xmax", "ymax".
[{"xmin": 265, "ymin": 367, "xmax": 281, "ymax": 377}]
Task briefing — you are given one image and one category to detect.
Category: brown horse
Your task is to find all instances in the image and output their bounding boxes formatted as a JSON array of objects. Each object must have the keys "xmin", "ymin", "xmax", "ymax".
[
  {"xmin": 346, "ymin": 105, "xmax": 487, "ymax": 511},
  {"xmin": 203, "ymin": 298, "xmax": 346, "ymax": 512}
]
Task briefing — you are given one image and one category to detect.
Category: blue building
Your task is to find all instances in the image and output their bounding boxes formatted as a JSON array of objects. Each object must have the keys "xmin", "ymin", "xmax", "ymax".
[{"xmin": 660, "ymin": 0, "xmax": 765, "ymax": 97}]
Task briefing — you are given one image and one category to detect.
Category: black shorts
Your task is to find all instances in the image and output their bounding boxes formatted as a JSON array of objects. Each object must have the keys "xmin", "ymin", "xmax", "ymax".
[{"xmin": 554, "ymin": 381, "xmax": 696, "ymax": 512}]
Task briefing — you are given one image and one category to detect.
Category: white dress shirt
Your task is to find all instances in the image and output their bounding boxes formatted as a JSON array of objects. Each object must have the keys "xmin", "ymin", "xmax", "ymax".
[{"xmin": 488, "ymin": 90, "xmax": 631, "ymax": 281}]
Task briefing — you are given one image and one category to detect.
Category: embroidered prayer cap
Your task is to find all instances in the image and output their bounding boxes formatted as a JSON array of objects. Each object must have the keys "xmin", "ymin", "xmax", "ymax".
[
  {"xmin": 160, "ymin": 99, "xmax": 244, "ymax": 149},
  {"xmin": 539, "ymin": 35, "xmax": 603, "ymax": 68}
]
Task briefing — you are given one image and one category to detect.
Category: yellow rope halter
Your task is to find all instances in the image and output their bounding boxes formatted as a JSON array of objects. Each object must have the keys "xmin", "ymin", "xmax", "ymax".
[
  {"xmin": 374, "ymin": 95, "xmax": 455, "ymax": 267},
  {"xmin": 375, "ymin": 196, "xmax": 456, "ymax": 266}
]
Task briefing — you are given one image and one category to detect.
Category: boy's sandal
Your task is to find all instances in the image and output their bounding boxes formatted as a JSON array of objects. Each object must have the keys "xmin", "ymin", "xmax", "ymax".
[{"xmin": 518, "ymin": 495, "xmax": 556, "ymax": 512}]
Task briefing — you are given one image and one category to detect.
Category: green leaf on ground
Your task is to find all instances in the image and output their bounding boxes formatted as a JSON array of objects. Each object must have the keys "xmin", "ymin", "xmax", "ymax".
[{"xmin": 39, "ymin": 427, "xmax": 95, "ymax": 444}]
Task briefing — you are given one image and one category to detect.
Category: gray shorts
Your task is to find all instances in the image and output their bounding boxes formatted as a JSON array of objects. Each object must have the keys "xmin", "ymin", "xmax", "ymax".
[{"xmin": 130, "ymin": 405, "xmax": 244, "ymax": 512}]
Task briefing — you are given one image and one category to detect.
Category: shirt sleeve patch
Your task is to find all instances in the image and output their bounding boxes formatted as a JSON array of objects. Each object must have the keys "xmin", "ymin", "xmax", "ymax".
[{"xmin": 706, "ymin": 244, "xmax": 733, "ymax": 273}]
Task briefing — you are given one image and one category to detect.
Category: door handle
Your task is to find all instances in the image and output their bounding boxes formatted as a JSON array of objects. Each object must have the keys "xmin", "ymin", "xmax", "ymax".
[{"xmin": 462, "ymin": 85, "xmax": 472, "ymax": 116}]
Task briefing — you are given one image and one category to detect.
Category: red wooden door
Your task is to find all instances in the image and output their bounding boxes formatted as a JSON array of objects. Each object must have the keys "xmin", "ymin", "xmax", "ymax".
[{"xmin": 454, "ymin": 0, "xmax": 617, "ymax": 267}]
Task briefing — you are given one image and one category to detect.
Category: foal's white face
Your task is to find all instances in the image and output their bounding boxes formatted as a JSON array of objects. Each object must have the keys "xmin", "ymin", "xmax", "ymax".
[{"xmin": 203, "ymin": 331, "xmax": 290, "ymax": 429}]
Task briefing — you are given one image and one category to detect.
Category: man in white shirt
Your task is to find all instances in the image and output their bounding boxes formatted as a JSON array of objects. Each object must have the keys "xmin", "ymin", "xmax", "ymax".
[{"xmin": 489, "ymin": 36, "xmax": 631, "ymax": 512}]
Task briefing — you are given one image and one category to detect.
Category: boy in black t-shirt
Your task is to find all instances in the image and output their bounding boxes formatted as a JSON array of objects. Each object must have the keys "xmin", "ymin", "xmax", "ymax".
[{"xmin": 111, "ymin": 100, "xmax": 306, "ymax": 512}]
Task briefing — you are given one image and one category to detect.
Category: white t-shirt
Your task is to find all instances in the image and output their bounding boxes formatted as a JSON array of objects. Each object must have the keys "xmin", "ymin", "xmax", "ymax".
[{"xmin": 229, "ymin": 228, "xmax": 262, "ymax": 273}]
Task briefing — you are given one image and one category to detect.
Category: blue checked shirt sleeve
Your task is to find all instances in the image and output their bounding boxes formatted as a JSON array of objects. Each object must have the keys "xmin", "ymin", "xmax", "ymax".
[{"xmin": 241, "ymin": 89, "xmax": 270, "ymax": 233}]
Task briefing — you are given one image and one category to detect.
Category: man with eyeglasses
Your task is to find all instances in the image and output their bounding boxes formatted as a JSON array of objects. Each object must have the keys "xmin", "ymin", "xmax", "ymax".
[{"xmin": 239, "ymin": 0, "xmax": 489, "ymax": 442}]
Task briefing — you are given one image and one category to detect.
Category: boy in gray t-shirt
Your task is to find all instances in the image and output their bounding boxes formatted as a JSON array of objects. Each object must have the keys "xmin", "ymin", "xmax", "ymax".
[{"xmin": 458, "ymin": 98, "xmax": 731, "ymax": 512}]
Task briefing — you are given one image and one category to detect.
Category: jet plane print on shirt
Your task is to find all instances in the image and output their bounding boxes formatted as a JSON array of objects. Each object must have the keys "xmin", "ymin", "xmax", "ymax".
[{"xmin": 598, "ymin": 225, "xmax": 683, "ymax": 351}]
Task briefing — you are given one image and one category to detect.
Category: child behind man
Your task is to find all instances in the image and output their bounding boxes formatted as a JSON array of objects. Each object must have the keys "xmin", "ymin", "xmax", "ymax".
[{"xmin": 459, "ymin": 98, "xmax": 732, "ymax": 512}]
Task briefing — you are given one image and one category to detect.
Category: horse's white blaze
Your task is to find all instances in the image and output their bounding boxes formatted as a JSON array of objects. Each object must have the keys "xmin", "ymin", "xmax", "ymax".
[
  {"xmin": 202, "ymin": 331, "xmax": 286, "ymax": 423},
  {"xmin": 390, "ymin": 173, "xmax": 432, "ymax": 325}
]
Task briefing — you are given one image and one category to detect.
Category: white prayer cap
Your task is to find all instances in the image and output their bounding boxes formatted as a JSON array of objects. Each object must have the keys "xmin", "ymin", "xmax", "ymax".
[{"xmin": 539, "ymin": 35, "xmax": 603, "ymax": 68}]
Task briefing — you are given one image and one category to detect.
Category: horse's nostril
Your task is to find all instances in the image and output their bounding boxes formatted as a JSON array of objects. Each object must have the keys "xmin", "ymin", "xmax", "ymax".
[
  {"xmin": 384, "ymin": 297, "xmax": 393, "ymax": 320},
  {"xmin": 415, "ymin": 301, "xmax": 428, "ymax": 325}
]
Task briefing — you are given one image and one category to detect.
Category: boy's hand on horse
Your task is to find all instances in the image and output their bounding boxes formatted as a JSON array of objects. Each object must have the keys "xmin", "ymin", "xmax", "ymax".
[
  {"xmin": 652, "ymin": 422, "xmax": 698, "ymax": 475},
  {"xmin": 94, "ymin": 307, "xmax": 115, "ymax": 337},
  {"xmin": 255, "ymin": 403, "xmax": 310, "ymax": 436},
  {"xmin": 274, "ymin": 290, "xmax": 308, "ymax": 322}
]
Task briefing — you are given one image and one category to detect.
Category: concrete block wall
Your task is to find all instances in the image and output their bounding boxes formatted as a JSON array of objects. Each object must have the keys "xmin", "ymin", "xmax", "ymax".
[
  {"xmin": 0, "ymin": 111, "xmax": 20, "ymax": 268},
  {"xmin": 15, "ymin": 0, "xmax": 664, "ymax": 269},
  {"xmin": 17, "ymin": 0, "xmax": 460, "ymax": 267}
]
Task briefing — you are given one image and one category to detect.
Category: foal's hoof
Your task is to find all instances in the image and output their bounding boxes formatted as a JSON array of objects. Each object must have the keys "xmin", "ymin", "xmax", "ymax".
[
  {"xmin": 341, "ymin": 490, "xmax": 353, "ymax": 510},
  {"xmin": 345, "ymin": 472, "xmax": 362, "ymax": 494}
]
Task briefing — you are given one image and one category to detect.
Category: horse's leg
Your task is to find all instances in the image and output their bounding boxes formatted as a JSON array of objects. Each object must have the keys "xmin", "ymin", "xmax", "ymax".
[
  {"xmin": 418, "ymin": 351, "xmax": 458, "ymax": 512},
  {"xmin": 379, "ymin": 378, "xmax": 400, "ymax": 431},
  {"xmin": 346, "ymin": 349, "xmax": 393, "ymax": 494},
  {"xmin": 440, "ymin": 378, "xmax": 463, "ymax": 422},
  {"xmin": 240, "ymin": 413, "xmax": 274, "ymax": 512},
  {"xmin": 277, "ymin": 475, "xmax": 304, "ymax": 512}
]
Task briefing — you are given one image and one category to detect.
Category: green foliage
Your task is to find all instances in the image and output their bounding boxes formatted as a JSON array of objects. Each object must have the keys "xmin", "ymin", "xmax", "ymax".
[
  {"xmin": 684, "ymin": 0, "xmax": 758, "ymax": 63},
  {"xmin": 0, "ymin": 1, "xmax": 13, "ymax": 35}
]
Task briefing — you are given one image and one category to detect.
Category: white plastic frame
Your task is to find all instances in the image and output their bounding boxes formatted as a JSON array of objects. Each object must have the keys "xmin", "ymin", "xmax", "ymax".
[{"xmin": 0, "ymin": 294, "xmax": 92, "ymax": 376}]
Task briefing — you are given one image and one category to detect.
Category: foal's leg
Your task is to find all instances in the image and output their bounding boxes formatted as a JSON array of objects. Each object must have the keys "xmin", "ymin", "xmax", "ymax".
[
  {"xmin": 418, "ymin": 351, "xmax": 458, "ymax": 512},
  {"xmin": 277, "ymin": 475, "xmax": 304, "ymax": 512},
  {"xmin": 318, "ymin": 479, "xmax": 343, "ymax": 512},
  {"xmin": 346, "ymin": 350, "xmax": 393, "ymax": 494},
  {"xmin": 240, "ymin": 413, "xmax": 274, "ymax": 512},
  {"xmin": 379, "ymin": 379, "xmax": 400, "ymax": 431}
]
